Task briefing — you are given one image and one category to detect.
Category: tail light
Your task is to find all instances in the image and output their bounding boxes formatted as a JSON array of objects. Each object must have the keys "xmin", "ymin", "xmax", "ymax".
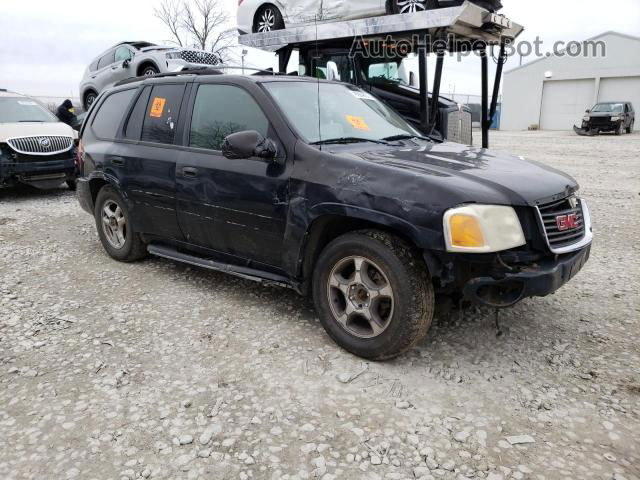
[{"xmin": 76, "ymin": 139, "xmax": 85, "ymax": 175}]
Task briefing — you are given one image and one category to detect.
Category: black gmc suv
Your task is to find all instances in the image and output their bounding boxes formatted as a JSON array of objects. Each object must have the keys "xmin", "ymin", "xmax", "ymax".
[{"xmin": 76, "ymin": 73, "xmax": 592, "ymax": 360}]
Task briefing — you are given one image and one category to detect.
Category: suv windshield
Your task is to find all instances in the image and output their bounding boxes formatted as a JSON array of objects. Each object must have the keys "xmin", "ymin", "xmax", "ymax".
[
  {"xmin": 592, "ymin": 103, "xmax": 624, "ymax": 113},
  {"xmin": 264, "ymin": 82, "xmax": 422, "ymax": 144},
  {"xmin": 0, "ymin": 97, "xmax": 58, "ymax": 123}
]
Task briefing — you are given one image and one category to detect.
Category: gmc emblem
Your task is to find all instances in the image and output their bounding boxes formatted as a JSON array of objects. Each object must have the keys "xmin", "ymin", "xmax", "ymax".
[{"xmin": 557, "ymin": 213, "xmax": 579, "ymax": 231}]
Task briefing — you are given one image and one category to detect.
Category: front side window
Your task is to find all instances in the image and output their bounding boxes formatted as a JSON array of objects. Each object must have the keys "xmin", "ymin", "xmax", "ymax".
[
  {"xmin": 264, "ymin": 82, "xmax": 421, "ymax": 144},
  {"xmin": 140, "ymin": 84, "xmax": 185, "ymax": 145},
  {"xmin": 0, "ymin": 97, "xmax": 58, "ymax": 123},
  {"xmin": 91, "ymin": 89, "xmax": 136, "ymax": 140},
  {"xmin": 115, "ymin": 47, "xmax": 133, "ymax": 63},
  {"xmin": 189, "ymin": 84, "xmax": 269, "ymax": 151}
]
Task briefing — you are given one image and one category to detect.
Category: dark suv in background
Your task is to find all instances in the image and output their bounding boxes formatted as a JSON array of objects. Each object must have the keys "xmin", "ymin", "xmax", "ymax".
[
  {"xmin": 76, "ymin": 72, "xmax": 592, "ymax": 360},
  {"xmin": 579, "ymin": 101, "xmax": 635, "ymax": 135}
]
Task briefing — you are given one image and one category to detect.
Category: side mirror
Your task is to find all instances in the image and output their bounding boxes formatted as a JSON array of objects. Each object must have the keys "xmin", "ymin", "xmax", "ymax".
[
  {"xmin": 585, "ymin": 109, "xmax": 590, "ymax": 113},
  {"xmin": 222, "ymin": 131, "xmax": 277, "ymax": 161},
  {"xmin": 123, "ymin": 59, "xmax": 131, "ymax": 68}
]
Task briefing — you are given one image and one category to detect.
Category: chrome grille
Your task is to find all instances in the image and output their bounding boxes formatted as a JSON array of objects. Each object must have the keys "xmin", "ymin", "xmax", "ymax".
[
  {"xmin": 7, "ymin": 136, "xmax": 73, "ymax": 156},
  {"xmin": 537, "ymin": 196, "xmax": 586, "ymax": 251},
  {"xmin": 180, "ymin": 50, "xmax": 221, "ymax": 66},
  {"xmin": 447, "ymin": 110, "xmax": 473, "ymax": 145}
]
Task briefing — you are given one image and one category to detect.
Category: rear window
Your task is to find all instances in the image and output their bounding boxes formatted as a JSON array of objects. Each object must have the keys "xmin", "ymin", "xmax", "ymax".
[
  {"xmin": 140, "ymin": 84, "xmax": 185, "ymax": 145},
  {"xmin": 91, "ymin": 89, "xmax": 136, "ymax": 140}
]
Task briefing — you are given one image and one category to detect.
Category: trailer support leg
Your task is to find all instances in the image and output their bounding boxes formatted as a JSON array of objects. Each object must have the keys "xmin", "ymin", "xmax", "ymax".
[
  {"xmin": 419, "ymin": 35, "xmax": 430, "ymax": 133},
  {"xmin": 481, "ymin": 48, "xmax": 489, "ymax": 149},
  {"xmin": 277, "ymin": 46, "xmax": 293, "ymax": 74},
  {"xmin": 430, "ymin": 53, "xmax": 444, "ymax": 132},
  {"xmin": 489, "ymin": 43, "xmax": 506, "ymax": 130}
]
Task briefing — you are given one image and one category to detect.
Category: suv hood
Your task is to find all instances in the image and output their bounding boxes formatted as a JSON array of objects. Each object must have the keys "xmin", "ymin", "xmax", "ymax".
[
  {"xmin": 0, "ymin": 122, "xmax": 76, "ymax": 143},
  {"xmin": 349, "ymin": 141, "xmax": 578, "ymax": 207},
  {"xmin": 588, "ymin": 112, "xmax": 618, "ymax": 117}
]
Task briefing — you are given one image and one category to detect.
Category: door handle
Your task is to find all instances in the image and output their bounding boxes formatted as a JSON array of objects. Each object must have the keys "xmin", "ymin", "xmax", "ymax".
[
  {"xmin": 110, "ymin": 156, "xmax": 125, "ymax": 166},
  {"xmin": 182, "ymin": 167, "xmax": 199, "ymax": 177}
]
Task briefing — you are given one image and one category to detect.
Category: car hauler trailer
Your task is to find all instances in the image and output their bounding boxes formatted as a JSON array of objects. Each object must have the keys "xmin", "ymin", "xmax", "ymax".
[{"xmin": 238, "ymin": 2, "xmax": 523, "ymax": 148}]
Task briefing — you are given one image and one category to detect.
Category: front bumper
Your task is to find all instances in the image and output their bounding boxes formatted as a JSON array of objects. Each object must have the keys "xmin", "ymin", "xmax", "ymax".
[
  {"xmin": 0, "ymin": 155, "xmax": 76, "ymax": 188},
  {"xmin": 166, "ymin": 59, "xmax": 220, "ymax": 73},
  {"xmin": 462, "ymin": 245, "xmax": 591, "ymax": 308}
]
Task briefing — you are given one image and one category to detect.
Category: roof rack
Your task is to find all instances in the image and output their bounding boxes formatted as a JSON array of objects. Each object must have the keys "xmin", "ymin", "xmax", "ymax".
[
  {"xmin": 238, "ymin": 3, "xmax": 522, "ymax": 50},
  {"xmin": 113, "ymin": 66, "xmax": 284, "ymax": 87}
]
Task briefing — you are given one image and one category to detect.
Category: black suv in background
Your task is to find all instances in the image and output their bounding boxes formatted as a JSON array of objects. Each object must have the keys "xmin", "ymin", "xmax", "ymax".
[
  {"xmin": 579, "ymin": 101, "xmax": 635, "ymax": 135},
  {"xmin": 77, "ymin": 72, "xmax": 592, "ymax": 360}
]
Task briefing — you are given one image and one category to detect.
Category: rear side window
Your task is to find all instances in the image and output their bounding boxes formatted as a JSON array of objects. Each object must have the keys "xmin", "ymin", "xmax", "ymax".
[
  {"xmin": 189, "ymin": 84, "xmax": 269, "ymax": 151},
  {"xmin": 140, "ymin": 84, "xmax": 185, "ymax": 145},
  {"xmin": 91, "ymin": 89, "xmax": 136, "ymax": 140},
  {"xmin": 97, "ymin": 50, "xmax": 115, "ymax": 69},
  {"xmin": 125, "ymin": 86, "xmax": 152, "ymax": 140},
  {"xmin": 89, "ymin": 59, "xmax": 99, "ymax": 72}
]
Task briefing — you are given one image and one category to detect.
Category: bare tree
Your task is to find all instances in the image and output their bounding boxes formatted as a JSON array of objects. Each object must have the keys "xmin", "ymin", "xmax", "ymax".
[{"xmin": 154, "ymin": 0, "xmax": 236, "ymax": 60}]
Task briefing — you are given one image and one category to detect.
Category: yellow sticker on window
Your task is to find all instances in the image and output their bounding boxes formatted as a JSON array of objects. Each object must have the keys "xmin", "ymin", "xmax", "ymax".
[
  {"xmin": 150, "ymin": 97, "xmax": 166, "ymax": 118},
  {"xmin": 346, "ymin": 115, "xmax": 370, "ymax": 131}
]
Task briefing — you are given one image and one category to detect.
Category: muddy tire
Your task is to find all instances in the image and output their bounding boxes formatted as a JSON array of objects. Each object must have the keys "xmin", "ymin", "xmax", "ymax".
[
  {"xmin": 94, "ymin": 185, "xmax": 147, "ymax": 262},
  {"xmin": 312, "ymin": 230, "xmax": 434, "ymax": 360}
]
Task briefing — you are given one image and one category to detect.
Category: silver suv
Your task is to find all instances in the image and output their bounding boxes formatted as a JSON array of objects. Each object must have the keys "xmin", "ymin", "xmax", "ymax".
[{"xmin": 79, "ymin": 41, "xmax": 222, "ymax": 110}]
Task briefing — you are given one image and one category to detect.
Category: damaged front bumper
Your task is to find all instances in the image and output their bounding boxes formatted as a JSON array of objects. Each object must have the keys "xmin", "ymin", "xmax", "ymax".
[
  {"xmin": 0, "ymin": 156, "xmax": 76, "ymax": 189},
  {"xmin": 573, "ymin": 125, "xmax": 598, "ymax": 137},
  {"xmin": 461, "ymin": 246, "xmax": 591, "ymax": 308}
]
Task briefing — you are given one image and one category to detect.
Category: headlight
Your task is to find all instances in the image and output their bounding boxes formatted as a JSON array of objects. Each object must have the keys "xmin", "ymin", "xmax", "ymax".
[
  {"xmin": 611, "ymin": 116, "xmax": 621, "ymax": 121},
  {"xmin": 443, "ymin": 205, "xmax": 526, "ymax": 253},
  {"xmin": 583, "ymin": 115, "xmax": 590, "ymax": 121},
  {"xmin": 166, "ymin": 51, "xmax": 182, "ymax": 60}
]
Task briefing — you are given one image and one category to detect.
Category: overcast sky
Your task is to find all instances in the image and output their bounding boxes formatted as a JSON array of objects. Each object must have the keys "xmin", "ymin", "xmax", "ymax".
[{"xmin": 1, "ymin": 0, "xmax": 639, "ymax": 98}]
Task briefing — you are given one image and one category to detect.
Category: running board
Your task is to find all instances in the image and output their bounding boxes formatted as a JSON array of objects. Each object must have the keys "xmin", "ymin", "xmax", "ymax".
[{"xmin": 147, "ymin": 244, "xmax": 293, "ymax": 290}]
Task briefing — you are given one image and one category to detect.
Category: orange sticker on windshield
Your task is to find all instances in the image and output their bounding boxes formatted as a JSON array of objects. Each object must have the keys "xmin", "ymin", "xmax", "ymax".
[
  {"xmin": 346, "ymin": 115, "xmax": 370, "ymax": 131},
  {"xmin": 150, "ymin": 97, "xmax": 166, "ymax": 118}
]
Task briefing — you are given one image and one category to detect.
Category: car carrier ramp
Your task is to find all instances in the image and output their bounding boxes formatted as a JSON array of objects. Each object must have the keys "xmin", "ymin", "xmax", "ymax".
[{"xmin": 238, "ymin": 2, "xmax": 523, "ymax": 50}]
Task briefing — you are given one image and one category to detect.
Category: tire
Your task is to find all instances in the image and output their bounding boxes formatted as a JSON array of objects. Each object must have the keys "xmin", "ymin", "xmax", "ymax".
[
  {"xmin": 390, "ymin": 0, "xmax": 431, "ymax": 14},
  {"xmin": 66, "ymin": 179, "xmax": 77, "ymax": 191},
  {"xmin": 141, "ymin": 65, "xmax": 159, "ymax": 77},
  {"xmin": 84, "ymin": 91, "xmax": 97, "ymax": 111},
  {"xmin": 627, "ymin": 121, "xmax": 634, "ymax": 134},
  {"xmin": 94, "ymin": 185, "xmax": 147, "ymax": 262},
  {"xmin": 253, "ymin": 5, "xmax": 285, "ymax": 33},
  {"xmin": 615, "ymin": 123, "xmax": 623, "ymax": 136},
  {"xmin": 312, "ymin": 230, "xmax": 434, "ymax": 360}
]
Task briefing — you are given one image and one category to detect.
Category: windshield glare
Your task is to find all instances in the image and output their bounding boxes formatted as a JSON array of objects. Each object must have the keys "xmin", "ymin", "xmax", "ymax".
[
  {"xmin": 592, "ymin": 103, "xmax": 624, "ymax": 113},
  {"xmin": 0, "ymin": 97, "xmax": 58, "ymax": 123},
  {"xmin": 264, "ymin": 82, "xmax": 421, "ymax": 144}
]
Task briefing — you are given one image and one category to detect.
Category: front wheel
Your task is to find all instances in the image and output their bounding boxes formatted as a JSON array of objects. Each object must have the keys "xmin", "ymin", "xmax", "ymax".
[
  {"xmin": 390, "ymin": 0, "xmax": 430, "ymax": 14},
  {"xmin": 94, "ymin": 185, "xmax": 147, "ymax": 262},
  {"xmin": 142, "ymin": 65, "xmax": 159, "ymax": 76},
  {"xmin": 615, "ymin": 123, "xmax": 624, "ymax": 135},
  {"xmin": 627, "ymin": 121, "xmax": 634, "ymax": 134},
  {"xmin": 312, "ymin": 230, "xmax": 434, "ymax": 360},
  {"xmin": 253, "ymin": 5, "xmax": 285, "ymax": 32},
  {"xmin": 84, "ymin": 92, "xmax": 97, "ymax": 111}
]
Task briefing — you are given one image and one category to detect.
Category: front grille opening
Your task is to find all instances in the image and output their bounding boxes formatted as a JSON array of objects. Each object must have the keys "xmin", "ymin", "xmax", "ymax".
[
  {"xmin": 7, "ymin": 136, "xmax": 73, "ymax": 155},
  {"xmin": 537, "ymin": 197, "xmax": 586, "ymax": 250}
]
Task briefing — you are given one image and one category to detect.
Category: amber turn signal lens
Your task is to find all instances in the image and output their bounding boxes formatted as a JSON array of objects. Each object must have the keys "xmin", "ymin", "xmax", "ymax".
[{"xmin": 449, "ymin": 214, "xmax": 485, "ymax": 248}]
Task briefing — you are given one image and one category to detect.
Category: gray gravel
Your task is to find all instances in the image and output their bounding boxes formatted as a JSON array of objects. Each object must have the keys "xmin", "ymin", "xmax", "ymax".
[{"xmin": 1, "ymin": 130, "xmax": 639, "ymax": 480}]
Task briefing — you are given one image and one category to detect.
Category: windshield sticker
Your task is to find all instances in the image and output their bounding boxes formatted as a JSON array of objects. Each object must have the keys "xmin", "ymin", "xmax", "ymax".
[
  {"xmin": 17, "ymin": 101, "xmax": 38, "ymax": 106},
  {"xmin": 150, "ymin": 97, "xmax": 167, "ymax": 118},
  {"xmin": 346, "ymin": 115, "xmax": 370, "ymax": 131},
  {"xmin": 350, "ymin": 90, "xmax": 375, "ymax": 101}
]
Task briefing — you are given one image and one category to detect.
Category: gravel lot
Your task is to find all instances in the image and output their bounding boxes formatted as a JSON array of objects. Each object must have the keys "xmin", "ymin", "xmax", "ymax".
[{"xmin": 1, "ymin": 130, "xmax": 639, "ymax": 480}]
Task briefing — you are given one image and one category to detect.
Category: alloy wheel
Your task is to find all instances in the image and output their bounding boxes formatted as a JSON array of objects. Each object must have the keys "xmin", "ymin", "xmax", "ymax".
[
  {"xmin": 258, "ymin": 8, "xmax": 276, "ymax": 32},
  {"xmin": 327, "ymin": 256, "xmax": 395, "ymax": 339},
  {"xmin": 85, "ymin": 93, "xmax": 96, "ymax": 108},
  {"xmin": 101, "ymin": 200, "xmax": 127, "ymax": 249},
  {"xmin": 396, "ymin": 0, "xmax": 427, "ymax": 13},
  {"xmin": 143, "ymin": 68, "xmax": 157, "ymax": 76}
]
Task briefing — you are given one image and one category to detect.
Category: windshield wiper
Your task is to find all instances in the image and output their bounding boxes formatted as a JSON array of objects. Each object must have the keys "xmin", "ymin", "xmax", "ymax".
[
  {"xmin": 311, "ymin": 137, "xmax": 390, "ymax": 146},
  {"xmin": 382, "ymin": 134, "xmax": 431, "ymax": 142}
]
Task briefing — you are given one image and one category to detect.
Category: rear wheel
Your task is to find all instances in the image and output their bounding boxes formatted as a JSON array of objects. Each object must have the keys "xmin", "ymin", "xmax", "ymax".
[
  {"xmin": 253, "ymin": 5, "xmax": 285, "ymax": 32},
  {"xmin": 83, "ymin": 91, "xmax": 97, "ymax": 111},
  {"xmin": 94, "ymin": 185, "xmax": 147, "ymax": 262},
  {"xmin": 312, "ymin": 230, "xmax": 434, "ymax": 360}
]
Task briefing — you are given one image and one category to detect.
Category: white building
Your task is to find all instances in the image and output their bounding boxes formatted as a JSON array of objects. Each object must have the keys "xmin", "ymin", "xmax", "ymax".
[{"xmin": 501, "ymin": 32, "xmax": 640, "ymax": 131}]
